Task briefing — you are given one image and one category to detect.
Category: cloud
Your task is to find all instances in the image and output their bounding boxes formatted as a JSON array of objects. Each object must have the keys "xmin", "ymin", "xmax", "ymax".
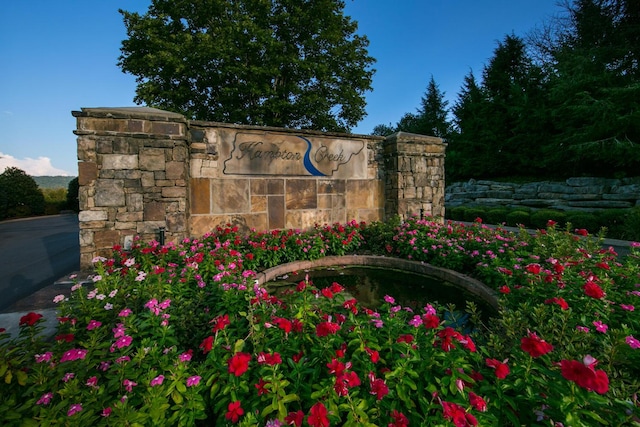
[{"xmin": 0, "ymin": 152, "xmax": 72, "ymax": 176}]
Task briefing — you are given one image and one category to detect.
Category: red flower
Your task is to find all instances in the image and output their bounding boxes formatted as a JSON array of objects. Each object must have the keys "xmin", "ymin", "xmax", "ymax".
[
  {"xmin": 285, "ymin": 410, "xmax": 304, "ymax": 426},
  {"xmin": 211, "ymin": 314, "xmax": 230, "ymax": 332},
  {"xmin": 307, "ymin": 402, "xmax": 330, "ymax": 427},
  {"xmin": 560, "ymin": 356, "xmax": 609, "ymax": 394},
  {"xmin": 255, "ymin": 378, "xmax": 269, "ymax": 396},
  {"xmin": 326, "ymin": 358, "xmax": 347, "ymax": 376},
  {"xmin": 468, "ymin": 391, "xmax": 487, "ymax": 412},
  {"xmin": 486, "ymin": 358, "xmax": 510, "ymax": 379},
  {"xmin": 544, "ymin": 297, "xmax": 569, "ymax": 310},
  {"xmin": 225, "ymin": 400, "xmax": 244, "ymax": 423},
  {"xmin": 19, "ymin": 312, "xmax": 43, "ymax": 326},
  {"xmin": 257, "ymin": 351, "xmax": 282, "ymax": 366},
  {"xmin": 525, "ymin": 263, "xmax": 542, "ymax": 274},
  {"xmin": 330, "ymin": 282, "xmax": 344, "ymax": 294},
  {"xmin": 369, "ymin": 374, "xmax": 389, "ymax": 400},
  {"xmin": 55, "ymin": 333, "xmax": 75, "ymax": 343},
  {"xmin": 442, "ymin": 401, "xmax": 470, "ymax": 427},
  {"xmin": 499, "ymin": 285, "xmax": 511, "ymax": 294},
  {"xmin": 583, "ymin": 281, "xmax": 605, "ymax": 299},
  {"xmin": 388, "ymin": 409, "xmax": 409, "ymax": 427},
  {"xmin": 316, "ymin": 321, "xmax": 340, "ymax": 337},
  {"xmin": 422, "ymin": 314, "xmax": 440, "ymax": 329},
  {"xmin": 574, "ymin": 228, "xmax": 588, "ymax": 236},
  {"xmin": 343, "ymin": 298, "xmax": 358, "ymax": 314},
  {"xmin": 199, "ymin": 336, "xmax": 214, "ymax": 354},
  {"xmin": 365, "ymin": 347, "xmax": 380, "ymax": 363},
  {"xmin": 321, "ymin": 288, "xmax": 334, "ymax": 299},
  {"xmin": 396, "ymin": 334, "xmax": 414, "ymax": 344},
  {"xmin": 520, "ymin": 331, "xmax": 553, "ymax": 358},
  {"xmin": 273, "ymin": 317, "xmax": 293, "ymax": 334},
  {"xmin": 228, "ymin": 352, "xmax": 251, "ymax": 377}
]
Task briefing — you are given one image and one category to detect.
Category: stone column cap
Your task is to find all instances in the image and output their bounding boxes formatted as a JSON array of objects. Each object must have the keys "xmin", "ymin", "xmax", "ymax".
[{"xmin": 72, "ymin": 107, "xmax": 186, "ymax": 122}]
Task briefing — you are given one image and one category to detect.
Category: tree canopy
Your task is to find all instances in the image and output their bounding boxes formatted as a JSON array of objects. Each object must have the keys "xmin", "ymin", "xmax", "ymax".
[
  {"xmin": 373, "ymin": 0, "xmax": 640, "ymax": 182},
  {"xmin": 0, "ymin": 167, "xmax": 45, "ymax": 220},
  {"xmin": 118, "ymin": 0, "xmax": 376, "ymax": 132}
]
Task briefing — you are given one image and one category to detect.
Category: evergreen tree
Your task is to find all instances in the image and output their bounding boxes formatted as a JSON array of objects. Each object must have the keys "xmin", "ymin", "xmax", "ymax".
[
  {"xmin": 118, "ymin": 0, "xmax": 376, "ymax": 132},
  {"xmin": 547, "ymin": 0, "xmax": 640, "ymax": 176}
]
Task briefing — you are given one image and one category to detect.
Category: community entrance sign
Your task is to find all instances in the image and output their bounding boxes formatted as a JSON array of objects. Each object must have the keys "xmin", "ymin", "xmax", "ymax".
[{"xmin": 223, "ymin": 132, "xmax": 365, "ymax": 177}]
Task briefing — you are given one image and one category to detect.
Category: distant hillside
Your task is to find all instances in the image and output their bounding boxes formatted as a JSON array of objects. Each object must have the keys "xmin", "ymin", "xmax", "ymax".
[{"xmin": 33, "ymin": 176, "xmax": 77, "ymax": 189}]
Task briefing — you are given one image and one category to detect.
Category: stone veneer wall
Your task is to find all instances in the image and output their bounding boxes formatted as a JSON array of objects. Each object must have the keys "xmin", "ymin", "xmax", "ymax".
[
  {"xmin": 446, "ymin": 177, "xmax": 640, "ymax": 211},
  {"xmin": 74, "ymin": 107, "xmax": 446, "ymax": 269}
]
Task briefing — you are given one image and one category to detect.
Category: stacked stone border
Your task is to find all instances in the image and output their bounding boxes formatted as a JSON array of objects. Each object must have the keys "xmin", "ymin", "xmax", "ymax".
[
  {"xmin": 446, "ymin": 178, "xmax": 640, "ymax": 211},
  {"xmin": 74, "ymin": 107, "xmax": 446, "ymax": 270}
]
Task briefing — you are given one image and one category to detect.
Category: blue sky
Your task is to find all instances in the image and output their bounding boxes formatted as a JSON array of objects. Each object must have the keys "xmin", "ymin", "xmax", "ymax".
[{"xmin": 0, "ymin": 0, "xmax": 563, "ymax": 176}]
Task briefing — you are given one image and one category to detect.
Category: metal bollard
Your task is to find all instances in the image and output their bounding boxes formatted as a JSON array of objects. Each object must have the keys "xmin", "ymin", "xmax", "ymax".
[{"xmin": 158, "ymin": 227, "xmax": 165, "ymax": 246}]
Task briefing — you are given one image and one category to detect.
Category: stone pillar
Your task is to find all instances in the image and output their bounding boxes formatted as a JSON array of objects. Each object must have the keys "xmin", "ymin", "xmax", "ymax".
[
  {"xmin": 73, "ymin": 107, "xmax": 188, "ymax": 270},
  {"xmin": 383, "ymin": 132, "xmax": 447, "ymax": 221}
]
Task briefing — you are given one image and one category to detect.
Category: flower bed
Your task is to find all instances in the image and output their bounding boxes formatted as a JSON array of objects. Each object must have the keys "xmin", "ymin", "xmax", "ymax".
[{"xmin": 1, "ymin": 218, "xmax": 639, "ymax": 426}]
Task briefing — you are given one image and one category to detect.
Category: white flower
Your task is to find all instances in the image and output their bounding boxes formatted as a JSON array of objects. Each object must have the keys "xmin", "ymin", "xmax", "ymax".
[{"xmin": 104, "ymin": 303, "xmax": 114, "ymax": 310}]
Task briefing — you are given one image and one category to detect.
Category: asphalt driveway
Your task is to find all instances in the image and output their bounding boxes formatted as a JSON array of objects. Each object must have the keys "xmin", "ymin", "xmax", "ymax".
[{"xmin": 0, "ymin": 214, "xmax": 79, "ymax": 312}]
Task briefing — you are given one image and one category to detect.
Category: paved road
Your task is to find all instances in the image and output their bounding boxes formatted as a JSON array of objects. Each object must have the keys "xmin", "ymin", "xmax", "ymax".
[{"xmin": 0, "ymin": 214, "xmax": 79, "ymax": 311}]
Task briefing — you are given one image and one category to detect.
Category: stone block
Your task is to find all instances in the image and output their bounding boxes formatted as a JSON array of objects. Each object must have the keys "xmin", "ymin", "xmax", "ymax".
[
  {"xmin": 95, "ymin": 179, "xmax": 125, "ymax": 207},
  {"xmin": 144, "ymin": 201, "xmax": 165, "ymax": 221},
  {"xmin": 167, "ymin": 212, "xmax": 186, "ymax": 232},
  {"xmin": 346, "ymin": 180, "xmax": 375, "ymax": 209},
  {"xmin": 78, "ymin": 162, "xmax": 98, "ymax": 185},
  {"xmin": 318, "ymin": 194, "xmax": 332, "ymax": 209},
  {"xmin": 141, "ymin": 171, "xmax": 155, "ymax": 187},
  {"xmin": 116, "ymin": 212, "xmax": 143, "ymax": 222},
  {"xmin": 267, "ymin": 179, "xmax": 284, "ymax": 194},
  {"xmin": 94, "ymin": 230, "xmax": 121, "ymax": 248},
  {"xmin": 166, "ymin": 161, "xmax": 186, "ymax": 180},
  {"xmin": 251, "ymin": 179, "xmax": 267, "ymax": 195},
  {"xmin": 150, "ymin": 121, "xmax": 184, "ymax": 136},
  {"xmin": 268, "ymin": 195, "xmax": 285, "ymax": 229},
  {"xmin": 251, "ymin": 195, "xmax": 267, "ymax": 212},
  {"xmin": 318, "ymin": 179, "xmax": 346, "ymax": 194},
  {"xmin": 162, "ymin": 187, "xmax": 187, "ymax": 199},
  {"xmin": 190, "ymin": 178, "xmax": 210, "ymax": 214},
  {"xmin": 79, "ymin": 210, "xmax": 108, "ymax": 222},
  {"xmin": 286, "ymin": 180, "xmax": 317, "ymax": 209},
  {"xmin": 137, "ymin": 221, "xmax": 167, "ymax": 235},
  {"xmin": 211, "ymin": 179, "xmax": 250, "ymax": 213},
  {"xmin": 102, "ymin": 154, "xmax": 138, "ymax": 170},
  {"xmin": 139, "ymin": 148, "xmax": 166, "ymax": 171}
]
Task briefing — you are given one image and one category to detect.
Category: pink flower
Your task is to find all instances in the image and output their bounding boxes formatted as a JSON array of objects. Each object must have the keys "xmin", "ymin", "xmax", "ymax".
[
  {"xmin": 118, "ymin": 308, "xmax": 132, "ymax": 317},
  {"xmin": 627, "ymin": 335, "xmax": 640, "ymax": 349},
  {"xmin": 60, "ymin": 349, "xmax": 88, "ymax": 363},
  {"xmin": 576, "ymin": 326, "xmax": 590, "ymax": 333},
  {"xmin": 110, "ymin": 335, "xmax": 133, "ymax": 352},
  {"xmin": 87, "ymin": 319, "xmax": 102, "ymax": 330},
  {"xmin": 620, "ymin": 304, "xmax": 635, "ymax": 311},
  {"xmin": 67, "ymin": 403, "xmax": 83, "ymax": 417},
  {"xmin": 34, "ymin": 352, "xmax": 53, "ymax": 363},
  {"xmin": 384, "ymin": 295, "xmax": 395, "ymax": 304},
  {"xmin": 186, "ymin": 375, "xmax": 201, "ymax": 387},
  {"xmin": 62, "ymin": 372, "xmax": 75, "ymax": 382},
  {"xmin": 179, "ymin": 349, "xmax": 193, "ymax": 362},
  {"xmin": 53, "ymin": 294, "xmax": 65, "ymax": 303},
  {"xmin": 112, "ymin": 323, "xmax": 126, "ymax": 338},
  {"xmin": 86, "ymin": 376, "xmax": 98, "ymax": 388},
  {"xmin": 123, "ymin": 379, "xmax": 137, "ymax": 392},
  {"xmin": 150, "ymin": 375, "xmax": 165, "ymax": 387},
  {"xmin": 593, "ymin": 321, "xmax": 608, "ymax": 333},
  {"xmin": 36, "ymin": 392, "xmax": 53, "ymax": 405},
  {"xmin": 102, "ymin": 407, "xmax": 112, "ymax": 417}
]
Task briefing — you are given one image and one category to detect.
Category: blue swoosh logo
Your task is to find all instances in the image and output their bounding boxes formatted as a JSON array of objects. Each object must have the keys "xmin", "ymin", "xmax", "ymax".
[{"xmin": 297, "ymin": 136, "xmax": 326, "ymax": 176}]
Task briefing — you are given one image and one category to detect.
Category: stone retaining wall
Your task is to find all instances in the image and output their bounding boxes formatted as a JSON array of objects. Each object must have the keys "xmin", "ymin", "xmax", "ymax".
[
  {"xmin": 74, "ymin": 107, "xmax": 446, "ymax": 269},
  {"xmin": 446, "ymin": 177, "xmax": 640, "ymax": 211}
]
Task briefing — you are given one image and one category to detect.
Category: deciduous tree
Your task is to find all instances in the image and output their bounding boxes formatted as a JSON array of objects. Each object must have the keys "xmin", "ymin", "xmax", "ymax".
[{"xmin": 118, "ymin": 0, "xmax": 375, "ymax": 132}]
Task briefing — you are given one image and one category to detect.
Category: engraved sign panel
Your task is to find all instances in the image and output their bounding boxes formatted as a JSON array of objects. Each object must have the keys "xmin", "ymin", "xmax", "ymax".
[{"xmin": 223, "ymin": 132, "xmax": 366, "ymax": 178}]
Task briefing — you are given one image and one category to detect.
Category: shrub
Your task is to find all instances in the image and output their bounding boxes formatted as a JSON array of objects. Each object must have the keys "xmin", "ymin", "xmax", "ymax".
[
  {"xmin": 530, "ymin": 209, "xmax": 566, "ymax": 229},
  {"xmin": 446, "ymin": 206, "xmax": 467, "ymax": 221},
  {"xmin": 484, "ymin": 208, "xmax": 509, "ymax": 225},
  {"xmin": 565, "ymin": 212, "xmax": 599, "ymax": 234},
  {"xmin": 462, "ymin": 207, "xmax": 486, "ymax": 222},
  {"xmin": 66, "ymin": 177, "xmax": 80, "ymax": 212},
  {"xmin": 505, "ymin": 210, "xmax": 530, "ymax": 227}
]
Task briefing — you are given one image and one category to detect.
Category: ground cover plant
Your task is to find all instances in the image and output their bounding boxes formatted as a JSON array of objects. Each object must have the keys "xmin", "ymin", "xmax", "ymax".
[{"xmin": 1, "ymin": 218, "xmax": 639, "ymax": 426}]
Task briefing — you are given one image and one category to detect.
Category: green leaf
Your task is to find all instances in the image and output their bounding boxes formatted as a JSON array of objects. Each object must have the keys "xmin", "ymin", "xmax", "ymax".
[
  {"xmin": 234, "ymin": 339, "xmax": 245, "ymax": 353},
  {"xmin": 281, "ymin": 393, "xmax": 299, "ymax": 404},
  {"xmin": 176, "ymin": 381, "xmax": 187, "ymax": 393},
  {"xmin": 171, "ymin": 390, "xmax": 183, "ymax": 405}
]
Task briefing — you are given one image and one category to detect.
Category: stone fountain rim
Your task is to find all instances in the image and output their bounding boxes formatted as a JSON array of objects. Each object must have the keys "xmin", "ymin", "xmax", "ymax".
[{"xmin": 254, "ymin": 255, "xmax": 499, "ymax": 311}]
